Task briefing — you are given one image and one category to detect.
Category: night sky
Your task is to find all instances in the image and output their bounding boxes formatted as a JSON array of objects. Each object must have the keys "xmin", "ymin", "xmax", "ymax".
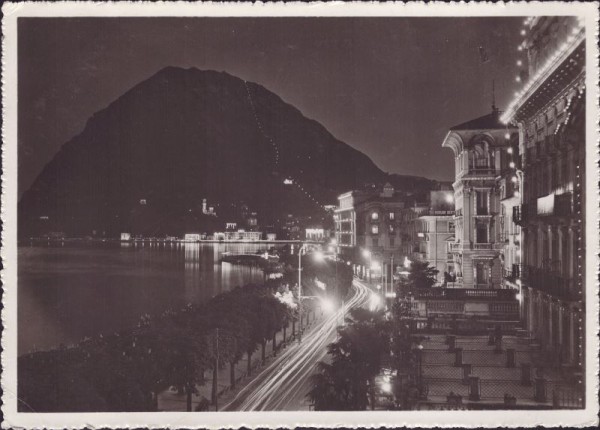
[{"xmin": 18, "ymin": 17, "xmax": 525, "ymax": 195}]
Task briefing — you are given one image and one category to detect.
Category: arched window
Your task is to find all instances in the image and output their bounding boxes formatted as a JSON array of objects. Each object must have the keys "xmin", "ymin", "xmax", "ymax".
[{"xmin": 471, "ymin": 142, "xmax": 490, "ymax": 169}]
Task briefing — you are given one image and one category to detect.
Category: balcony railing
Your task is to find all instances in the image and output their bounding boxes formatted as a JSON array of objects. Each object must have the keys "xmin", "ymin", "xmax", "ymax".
[
  {"xmin": 504, "ymin": 264, "xmax": 521, "ymax": 281},
  {"xmin": 410, "ymin": 288, "xmax": 517, "ymax": 301},
  {"xmin": 449, "ymin": 242, "xmax": 462, "ymax": 252},
  {"xmin": 466, "ymin": 167, "xmax": 498, "ymax": 176},
  {"xmin": 523, "ymin": 265, "xmax": 577, "ymax": 301},
  {"xmin": 513, "ymin": 202, "xmax": 538, "ymax": 226}
]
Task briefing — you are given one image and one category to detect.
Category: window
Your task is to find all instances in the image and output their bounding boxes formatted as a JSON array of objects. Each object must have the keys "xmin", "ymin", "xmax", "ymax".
[
  {"xmin": 389, "ymin": 212, "xmax": 395, "ymax": 220},
  {"xmin": 371, "ymin": 212, "xmax": 379, "ymax": 221},
  {"xmin": 449, "ymin": 221, "xmax": 455, "ymax": 233},
  {"xmin": 389, "ymin": 237, "xmax": 395, "ymax": 247},
  {"xmin": 372, "ymin": 238, "xmax": 379, "ymax": 247},
  {"xmin": 475, "ymin": 190, "xmax": 488, "ymax": 215},
  {"xmin": 389, "ymin": 224, "xmax": 395, "ymax": 233},
  {"xmin": 476, "ymin": 225, "xmax": 488, "ymax": 243},
  {"xmin": 371, "ymin": 225, "xmax": 379, "ymax": 235}
]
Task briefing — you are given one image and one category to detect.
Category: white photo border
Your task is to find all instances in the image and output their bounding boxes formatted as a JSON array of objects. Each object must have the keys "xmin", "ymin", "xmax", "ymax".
[{"xmin": 2, "ymin": 1, "xmax": 598, "ymax": 428}]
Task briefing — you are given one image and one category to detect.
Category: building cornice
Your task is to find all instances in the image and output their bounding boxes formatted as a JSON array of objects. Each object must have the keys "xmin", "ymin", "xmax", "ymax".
[{"xmin": 501, "ymin": 25, "xmax": 585, "ymax": 124}]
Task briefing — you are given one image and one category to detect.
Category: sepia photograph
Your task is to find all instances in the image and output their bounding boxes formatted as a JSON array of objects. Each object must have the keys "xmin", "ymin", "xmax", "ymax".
[{"xmin": 2, "ymin": 2, "xmax": 598, "ymax": 428}]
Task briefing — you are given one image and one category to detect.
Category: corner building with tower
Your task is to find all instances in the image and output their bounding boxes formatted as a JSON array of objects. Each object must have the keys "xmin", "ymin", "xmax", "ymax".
[{"xmin": 442, "ymin": 107, "xmax": 518, "ymax": 290}]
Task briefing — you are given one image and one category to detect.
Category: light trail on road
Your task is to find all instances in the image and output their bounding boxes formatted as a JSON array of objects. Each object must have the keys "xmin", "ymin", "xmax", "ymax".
[{"xmin": 222, "ymin": 278, "xmax": 373, "ymax": 411}]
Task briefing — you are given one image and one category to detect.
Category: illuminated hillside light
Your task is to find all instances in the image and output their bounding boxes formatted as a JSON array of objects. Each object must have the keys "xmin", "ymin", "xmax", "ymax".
[
  {"xmin": 515, "ymin": 76, "xmax": 521, "ymax": 83},
  {"xmin": 510, "ymin": 161, "xmax": 516, "ymax": 169},
  {"xmin": 516, "ymin": 60, "xmax": 523, "ymax": 66},
  {"xmin": 507, "ymin": 147, "xmax": 513, "ymax": 154},
  {"xmin": 511, "ymin": 176, "xmax": 518, "ymax": 183},
  {"xmin": 520, "ymin": 29, "xmax": 526, "ymax": 36}
]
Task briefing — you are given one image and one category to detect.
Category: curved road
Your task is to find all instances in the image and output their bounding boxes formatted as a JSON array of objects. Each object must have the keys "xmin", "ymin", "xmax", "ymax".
[{"xmin": 222, "ymin": 278, "xmax": 373, "ymax": 411}]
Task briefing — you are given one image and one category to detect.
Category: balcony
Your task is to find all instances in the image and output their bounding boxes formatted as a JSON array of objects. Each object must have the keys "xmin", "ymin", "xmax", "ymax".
[
  {"xmin": 449, "ymin": 242, "xmax": 462, "ymax": 252},
  {"xmin": 418, "ymin": 209, "xmax": 455, "ymax": 217},
  {"xmin": 523, "ymin": 265, "xmax": 578, "ymax": 301},
  {"xmin": 410, "ymin": 288, "xmax": 517, "ymax": 301},
  {"xmin": 504, "ymin": 264, "xmax": 521, "ymax": 281},
  {"xmin": 513, "ymin": 202, "xmax": 538, "ymax": 226},
  {"xmin": 465, "ymin": 167, "xmax": 498, "ymax": 177},
  {"xmin": 461, "ymin": 242, "xmax": 504, "ymax": 251}
]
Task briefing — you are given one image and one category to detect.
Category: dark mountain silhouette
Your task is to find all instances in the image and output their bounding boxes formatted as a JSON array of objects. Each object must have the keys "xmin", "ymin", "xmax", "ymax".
[{"xmin": 19, "ymin": 67, "xmax": 436, "ymax": 237}]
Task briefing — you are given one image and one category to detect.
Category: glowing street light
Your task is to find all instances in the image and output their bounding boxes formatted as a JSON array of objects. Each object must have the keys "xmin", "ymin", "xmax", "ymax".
[
  {"xmin": 381, "ymin": 381, "xmax": 392, "ymax": 394},
  {"xmin": 320, "ymin": 297, "xmax": 335, "ymax": 313},
  {"xmin": 369, "ymin": 293, "xmax": 381, "ymax": 311}
]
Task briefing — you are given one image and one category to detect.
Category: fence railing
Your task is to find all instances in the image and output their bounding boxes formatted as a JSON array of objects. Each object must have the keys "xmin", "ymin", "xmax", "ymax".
[{"xmin": 411, "ymin": 288, "xmax": 517, "ymax": 301}]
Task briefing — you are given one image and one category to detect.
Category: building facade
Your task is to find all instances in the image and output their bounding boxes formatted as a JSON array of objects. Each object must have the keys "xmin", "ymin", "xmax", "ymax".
[
  {"xmin": 400, "ymin": 190, "xmax": 456, "ymax": 285},
  {"xmin": 335, "ymin": 184, "xmax": 407, "ymax": 286},
  {"xmin": 442, "ymin": 108, "xmax": 518, "ymax": 289},
  {"xmin": 502, "ymin": 16, "xmax": 585, "ymax": 367}
]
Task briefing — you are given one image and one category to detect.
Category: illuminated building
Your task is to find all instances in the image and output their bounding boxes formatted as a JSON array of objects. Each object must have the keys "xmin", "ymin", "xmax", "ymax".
[
  {"xmin": 442, "ymin": 106, "xmax": 518, "ymax": 289},
  {"xmin": 305, "ymin": 228, "xmax": 325, "ymax": 242},
  {"xmin": 335, "ymin": 183, "xmax": 407, "ymax": 282},
  {"xmin": 503, "ymin": 16, "xmax": 585, "ymax": 368},
  {"xmin": 184, "ymin": 233, "xmax": 201, "ymax": 242},
  {"xmin": 213, "ymin": 230, "xmax": 262, "ymax": 241},
  {"xmin": 401, "ymin": 190, "xmax": 456, "ymax": 285}
]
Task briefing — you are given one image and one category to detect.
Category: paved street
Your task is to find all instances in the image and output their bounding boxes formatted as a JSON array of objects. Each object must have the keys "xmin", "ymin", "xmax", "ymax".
[{"xmin": 221, "ymin": 278, "xmax": 373, "ymax": 411}]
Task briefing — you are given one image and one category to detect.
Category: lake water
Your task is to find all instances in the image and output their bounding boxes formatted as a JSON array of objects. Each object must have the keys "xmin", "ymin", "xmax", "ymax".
[{"xmin": 18, "ymin": 242, "xmax": 271, "ymax": 355}]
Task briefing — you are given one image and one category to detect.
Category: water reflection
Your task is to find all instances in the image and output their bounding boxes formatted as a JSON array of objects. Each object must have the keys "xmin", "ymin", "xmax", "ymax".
[{"xmin": 18, "ymin": 242, "xmax": 269, "ymax": 355}]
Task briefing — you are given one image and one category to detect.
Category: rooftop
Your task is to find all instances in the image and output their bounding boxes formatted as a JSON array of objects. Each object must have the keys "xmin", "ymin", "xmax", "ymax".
[{"xmin": 449, "ymin": 107, "xmax": 505, "ymax": 131}]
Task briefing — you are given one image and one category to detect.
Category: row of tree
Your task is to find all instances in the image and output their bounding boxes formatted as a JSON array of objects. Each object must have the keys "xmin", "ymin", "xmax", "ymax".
[{"xmin": 18, "ymin": 284, "xmax": 307, "ymax": 412}]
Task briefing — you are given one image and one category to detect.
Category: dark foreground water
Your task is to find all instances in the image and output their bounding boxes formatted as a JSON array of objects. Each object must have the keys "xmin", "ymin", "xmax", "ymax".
[{"xmin": 18, "ymin": 242, "xmax": 269, "ymax": 355}]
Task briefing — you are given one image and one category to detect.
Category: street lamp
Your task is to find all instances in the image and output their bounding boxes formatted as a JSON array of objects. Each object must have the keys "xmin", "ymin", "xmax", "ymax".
[
  {"xmin": 362, "ymin": 249, "xmax": 372, "ymax": 282},
  {"xmin": 297, "ymin": 244, "xmax": 323, "ymax": 342},
  {"xmin": 298, "ymin": 243, "xmax": 308, "ymax": 341}
]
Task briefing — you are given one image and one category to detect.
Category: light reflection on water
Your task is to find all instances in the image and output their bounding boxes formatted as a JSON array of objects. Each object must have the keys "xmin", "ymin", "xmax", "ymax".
[{"xmin": 18, "ymin": 242, "xmax": 269, "ymax": 355}]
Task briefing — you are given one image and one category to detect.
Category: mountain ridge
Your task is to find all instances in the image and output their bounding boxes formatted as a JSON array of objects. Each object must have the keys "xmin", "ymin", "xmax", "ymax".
[{"xmin": 19, "ymin": 66, "xmax": 437, "ymax": 237}]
